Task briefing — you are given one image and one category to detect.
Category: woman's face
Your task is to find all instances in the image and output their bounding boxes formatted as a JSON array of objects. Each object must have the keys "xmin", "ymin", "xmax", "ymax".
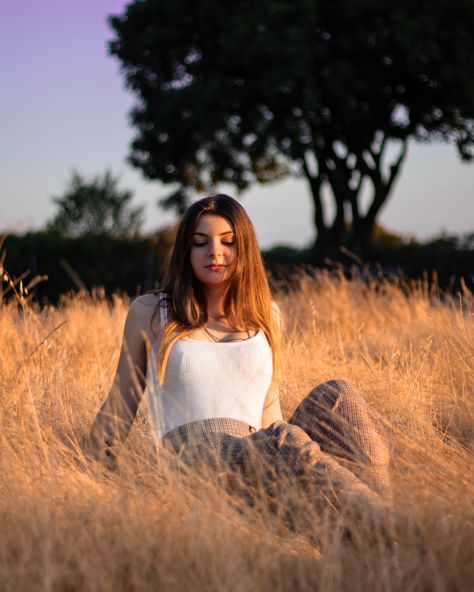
[{"xmin": 190, "ymin": 214, "xmax": 237, "ymax": 288}]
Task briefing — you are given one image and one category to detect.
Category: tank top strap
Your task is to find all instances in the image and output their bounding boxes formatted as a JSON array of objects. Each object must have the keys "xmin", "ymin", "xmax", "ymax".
[{"xmin": 158, "ymin": 292, "xmax": 169, "ymax": 326}]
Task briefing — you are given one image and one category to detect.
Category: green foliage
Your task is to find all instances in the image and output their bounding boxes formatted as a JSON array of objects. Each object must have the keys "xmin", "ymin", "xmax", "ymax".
[
  {"xmin": 2, "ymin": 228, "xmax": 176, "ymax": 304},
  {"xmin": 369, "ymin": 235, "xmax": 474, "ymax": 293},
  {"xmin": 3, "ymin": 228, "xmax": 472, "ymax": 302},
  {"xmin": 371, "ymin": 224, "xmax": 408, "ymax": 248},
  {"xmin": 49, "ymin": 170, "xmax": 145, "ymax": 238},
  {"xmin": 0, "ymin": 235, "xmax": 47, "ymax": 308},
  {"xmin": 262, "ymin": 232, "xmax": 474, "ymax": 293},
  {"xmin": 108, "ymin": 0, "xmax": 474, "ymax": 251}
]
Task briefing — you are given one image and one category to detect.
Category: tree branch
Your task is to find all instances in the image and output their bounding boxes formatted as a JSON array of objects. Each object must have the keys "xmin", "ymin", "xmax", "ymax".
[
  {"xmin": 386, "ymin": 139, "xmax": 408, "ymax": 194},
  {"xmin": 365, "ymin": 138, "xmax": 409, "ymax": 224},
  {"xmin": 302, "ymin": 154, "xmax": 326, "ymax": 233},
  {"xmin": 349, "ymin": 171, "xmax": 363, "ymax": 223}
]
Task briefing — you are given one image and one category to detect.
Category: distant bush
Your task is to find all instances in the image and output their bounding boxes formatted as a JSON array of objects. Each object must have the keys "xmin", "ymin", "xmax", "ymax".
[
  {"xmin": 370, "ymin": 233, "xmax": 474, "ymax": 292},
  {"xmin": 1, "ymin": 227, "xmax": 176, "ymax": 304},
  {"xmin": 2, "ymin": 227, "xmax": 472, "ymax": 303},
  {"xmin": 263, "ymin": 231, "xmax": 474, "ymax": 294}
]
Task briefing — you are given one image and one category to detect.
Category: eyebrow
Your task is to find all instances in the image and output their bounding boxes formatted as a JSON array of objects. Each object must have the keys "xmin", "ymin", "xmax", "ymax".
[{"xmin": 192, "ymin": 231, "xmax": 234, "ymax": 237}]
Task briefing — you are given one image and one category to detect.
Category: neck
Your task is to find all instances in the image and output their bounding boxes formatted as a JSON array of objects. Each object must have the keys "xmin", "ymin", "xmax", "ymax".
[{"xmin": 204, "ymin": 284, "xmax": 228, "ymax": 320}]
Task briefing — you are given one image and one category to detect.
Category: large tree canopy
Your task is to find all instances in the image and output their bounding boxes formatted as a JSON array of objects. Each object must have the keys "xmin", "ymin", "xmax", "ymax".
[{"xmin": 109, "ymin": 0, "xmax": 474, "ymax": 256}]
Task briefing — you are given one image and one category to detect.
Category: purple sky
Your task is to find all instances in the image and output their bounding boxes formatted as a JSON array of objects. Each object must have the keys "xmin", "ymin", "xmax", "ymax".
[{"xmin": 1, "ymin": 0, "xmax": 473, "ymax": 248}]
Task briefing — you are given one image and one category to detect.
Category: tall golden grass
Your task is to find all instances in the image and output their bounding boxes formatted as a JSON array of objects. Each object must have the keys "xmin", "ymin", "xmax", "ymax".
[{"xmin": 1, "ymin": 271, "xmax": 473, "ymax": 591}]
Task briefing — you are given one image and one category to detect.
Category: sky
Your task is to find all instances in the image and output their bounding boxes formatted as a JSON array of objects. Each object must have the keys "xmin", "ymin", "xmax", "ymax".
[{"xmin": 1, "ymin": 0, "xmax": 473, "ymax": 250}]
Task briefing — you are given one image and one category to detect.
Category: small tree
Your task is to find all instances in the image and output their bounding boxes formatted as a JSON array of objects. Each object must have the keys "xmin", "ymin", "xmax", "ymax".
[{"xmin": 49, "ymin": 170, "xmax": 144, "ymax": 238}]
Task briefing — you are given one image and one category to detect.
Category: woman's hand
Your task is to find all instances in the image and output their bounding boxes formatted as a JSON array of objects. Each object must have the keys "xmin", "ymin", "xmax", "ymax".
[
  {"xmin": 261, "ymin": 301, "xmax": 284, "ymax": 427},
  {"xmin": 82, "ymin": 430, "xmax": 118, "ymax": 471}
]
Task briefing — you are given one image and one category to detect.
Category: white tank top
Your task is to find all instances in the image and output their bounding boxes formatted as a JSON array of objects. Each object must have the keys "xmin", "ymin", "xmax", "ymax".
[{"xmin": 146, "ymin": 294, "xmax": 273, "ymax": 440}]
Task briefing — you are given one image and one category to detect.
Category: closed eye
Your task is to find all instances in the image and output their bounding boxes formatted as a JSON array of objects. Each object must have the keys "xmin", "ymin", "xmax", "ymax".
[{"xmin": 192, "ymin": 240, "xmax": 235, "ymax": 247}]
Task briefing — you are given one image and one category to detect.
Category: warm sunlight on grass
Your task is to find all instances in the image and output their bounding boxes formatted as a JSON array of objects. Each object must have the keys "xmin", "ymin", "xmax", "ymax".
[{"xmin": 1, "ymin": 272, "xmax": 473, "ymax": 591}]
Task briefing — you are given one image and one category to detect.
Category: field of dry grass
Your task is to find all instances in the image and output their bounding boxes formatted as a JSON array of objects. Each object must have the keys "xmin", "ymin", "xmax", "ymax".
[{"xmin": 1, "ymin": 271, "xmax": 473, "ymax": 591}]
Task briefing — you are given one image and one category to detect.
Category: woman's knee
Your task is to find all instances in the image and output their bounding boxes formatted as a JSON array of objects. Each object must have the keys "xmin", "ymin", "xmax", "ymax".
[{"xmin": 308, "ymin": 379, "xmax": 362, "ymax": 409}]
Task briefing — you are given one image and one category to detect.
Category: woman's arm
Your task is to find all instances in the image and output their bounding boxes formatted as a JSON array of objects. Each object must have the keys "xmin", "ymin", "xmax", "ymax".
[
  {"xmin": 261, "ymin": 301, "xmax": 284, "ymax": 427},
  {"xmin": 261, "ymin": 385, "xmax": 284, "ymax": 427},
  {"xmin": 85, "ymin": 295, "xmax": 158, "ymax": 463}
]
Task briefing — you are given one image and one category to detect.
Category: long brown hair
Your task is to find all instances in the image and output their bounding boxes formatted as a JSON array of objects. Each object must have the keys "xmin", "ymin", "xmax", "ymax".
[{"xmin": 155, "ymin": 194, "xmax": 281, "ymax": 385}]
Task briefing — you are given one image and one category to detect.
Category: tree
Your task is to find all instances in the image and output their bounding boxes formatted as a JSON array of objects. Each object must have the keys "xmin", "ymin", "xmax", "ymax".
[
  {"xmin": 49, "ymin": 170, "xmax": 144, "ymax": 238},
  {"xmin": 108, "ymin": 0, "xmax": 474, "ymax": 257}
]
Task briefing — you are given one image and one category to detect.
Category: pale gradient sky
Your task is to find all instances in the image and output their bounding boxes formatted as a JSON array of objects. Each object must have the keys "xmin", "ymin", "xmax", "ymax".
[{"xmin": 1, "ymin": 0, "xmax": 473, "ymax": 249}]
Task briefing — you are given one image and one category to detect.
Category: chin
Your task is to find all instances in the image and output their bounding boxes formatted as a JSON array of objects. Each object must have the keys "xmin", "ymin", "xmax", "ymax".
[
  {"xmin": 203, "ymin": 278, "xmax": 227, "ymax": 287},
  {"xmin": 200, "ymin": 274, "xmax": 230, "ymax": 288}
]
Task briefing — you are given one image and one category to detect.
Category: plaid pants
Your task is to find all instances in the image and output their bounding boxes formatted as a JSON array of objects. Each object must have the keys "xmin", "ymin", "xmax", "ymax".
[{"xmin": 162, "ymin": 380, "xmax": 392, "ymax": 511}]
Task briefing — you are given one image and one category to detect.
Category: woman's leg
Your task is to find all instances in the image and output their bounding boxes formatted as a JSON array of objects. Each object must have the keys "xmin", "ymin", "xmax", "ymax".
[
  {"xmin": 288, "ymin": 379, "xmax": 392, "ymax": 499},
  {"xmin": 219, "ymin": 420, "xmax": 395, "ymax": 538}
]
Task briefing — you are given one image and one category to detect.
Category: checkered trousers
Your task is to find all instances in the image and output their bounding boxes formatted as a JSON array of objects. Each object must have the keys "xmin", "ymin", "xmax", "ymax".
[{"xmin": 161, "ymin": 379, "xmax": 392, "ymax": 510}]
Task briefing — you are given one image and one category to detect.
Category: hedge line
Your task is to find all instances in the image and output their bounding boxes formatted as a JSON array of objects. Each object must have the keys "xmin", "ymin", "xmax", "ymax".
[
  {"xmin": 1, "ymin": 231, "xmax": 173, "ymax": 304},
  {"xmin": 2, "ymin": 231, "xmax": 473, "ymax": 304},
  {"xmin": 264, "ymin": 237, "xmax": 474, "ymax": 294}
]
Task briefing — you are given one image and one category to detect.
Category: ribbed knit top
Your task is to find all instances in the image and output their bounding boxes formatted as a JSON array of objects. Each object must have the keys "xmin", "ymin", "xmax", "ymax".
[{"xmin": 146, "ymin": 294, "xmax": 273, "ymax": 440}]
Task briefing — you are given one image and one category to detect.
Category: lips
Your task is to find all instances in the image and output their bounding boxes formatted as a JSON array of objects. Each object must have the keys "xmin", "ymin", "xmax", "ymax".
[{"xmin": 206, "ymin": 264, "xmax": 225, "ymax": 270}]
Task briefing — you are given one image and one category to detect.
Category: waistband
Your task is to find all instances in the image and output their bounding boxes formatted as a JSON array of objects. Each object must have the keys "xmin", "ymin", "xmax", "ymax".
[{"xmin": 162, "ymin": 417, "xmax": 256, "ymax": 453}]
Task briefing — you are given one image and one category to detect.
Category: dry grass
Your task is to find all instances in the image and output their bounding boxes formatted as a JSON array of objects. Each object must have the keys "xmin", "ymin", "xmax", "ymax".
[{"xmin": 1, "ymin": 272, "xmax": 473, "ymax": 591}]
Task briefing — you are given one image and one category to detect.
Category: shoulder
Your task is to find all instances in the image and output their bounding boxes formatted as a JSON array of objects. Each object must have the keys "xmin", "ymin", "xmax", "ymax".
[
  {"xmin": 130, "ymin": 291, "xmax": 171, "ymax": 328},
  {"xmin": 131, "ymin": 293, "xmax": 161, "ymax": 308},
  {"xmin": 129, "ymin": 293, "xmax": 160, "ymax": 317},
  {"xmin": 125, "ymin": 293, "xmax": 163, "ymax": 337}
]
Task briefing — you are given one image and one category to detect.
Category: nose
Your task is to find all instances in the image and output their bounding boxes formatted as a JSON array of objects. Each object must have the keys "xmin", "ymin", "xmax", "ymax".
[{"xmin": 208, "ymin": 238, "xmax": 222, "ymax": 258}]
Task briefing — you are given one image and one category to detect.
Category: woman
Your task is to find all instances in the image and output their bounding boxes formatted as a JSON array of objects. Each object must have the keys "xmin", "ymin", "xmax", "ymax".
[{"xmin": 86, "ymin": 194, "xmax": 392, "ymax": 518}]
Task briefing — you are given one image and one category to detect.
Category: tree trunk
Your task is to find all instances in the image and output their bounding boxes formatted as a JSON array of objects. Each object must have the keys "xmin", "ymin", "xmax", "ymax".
[
  {"xmin": 349, "ymin": 139, "xmax": 409, "ymax": 257},
  {"xmin": 304, "ymin": 173, "xmax": 346, "ymax": 263},
  {"xmin": 350, "ymin": 218, "xmax": 376, "ymax": 256},
  {"xmin": 303, "ymin": 138, "xmax": 408, "ymax": 262}
]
